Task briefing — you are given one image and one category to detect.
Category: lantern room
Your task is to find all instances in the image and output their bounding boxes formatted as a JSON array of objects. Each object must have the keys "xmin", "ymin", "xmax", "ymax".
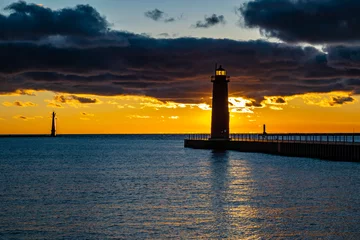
[{"xmin": 216, "ymin": 65, "xmax": 226, "ymax": 76}]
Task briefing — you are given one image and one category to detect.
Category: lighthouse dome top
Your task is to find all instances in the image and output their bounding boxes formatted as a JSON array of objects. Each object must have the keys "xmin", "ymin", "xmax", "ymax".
[{"xmin": 216, "ymin": 65, "xmax": 226, "ymax": 76}]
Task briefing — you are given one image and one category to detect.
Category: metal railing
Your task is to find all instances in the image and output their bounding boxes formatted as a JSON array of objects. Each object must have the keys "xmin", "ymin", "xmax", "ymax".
[{"xmin": 186, "ymin": 133, "xmax": 360, "ymax": 145}]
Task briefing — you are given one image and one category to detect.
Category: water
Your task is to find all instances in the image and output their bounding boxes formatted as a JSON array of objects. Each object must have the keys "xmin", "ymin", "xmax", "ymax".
[{"xmin": 1, "ymin": 135, "xmax": 360, "ymax": 239}]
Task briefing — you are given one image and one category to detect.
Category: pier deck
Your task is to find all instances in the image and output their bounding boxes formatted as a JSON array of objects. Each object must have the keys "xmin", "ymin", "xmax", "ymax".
[{"xmin": 185, "ymin": 133, "xmax": 360, "ymax": 162}]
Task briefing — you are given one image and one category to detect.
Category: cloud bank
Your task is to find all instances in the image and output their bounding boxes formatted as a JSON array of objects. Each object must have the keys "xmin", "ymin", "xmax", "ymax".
[
  {"xmin": 1, "ymin": 1, "xmax": 360, "ymax": 106},
  {"xmin": 0, "ymin": 1, "xmax": 109, "ymax": 40},
  {"xmin": 239, "ymin": 0, "xmax": 360, "ymax": 44}
]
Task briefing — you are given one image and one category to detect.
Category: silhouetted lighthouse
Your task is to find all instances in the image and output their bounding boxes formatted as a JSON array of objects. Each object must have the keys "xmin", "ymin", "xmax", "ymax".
[
  {"xmin": 210, "ymin": 65, "xmax": 230, "ymax": 140},
  {"xmin": 51, "ymin": 111, "xmax": 56, "ymax": 137}
]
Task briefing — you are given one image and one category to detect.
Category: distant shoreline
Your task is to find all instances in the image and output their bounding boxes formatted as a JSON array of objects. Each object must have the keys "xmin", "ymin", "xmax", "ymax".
[{"xmin": 0, "ymin": 135, "xmax": 52, "ymax": 138}]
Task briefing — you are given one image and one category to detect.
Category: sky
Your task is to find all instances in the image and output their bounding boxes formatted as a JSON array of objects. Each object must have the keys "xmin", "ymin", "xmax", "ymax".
[{"xmin": 1, "ymin": 0, "xmax": 360, "ymax": 134}]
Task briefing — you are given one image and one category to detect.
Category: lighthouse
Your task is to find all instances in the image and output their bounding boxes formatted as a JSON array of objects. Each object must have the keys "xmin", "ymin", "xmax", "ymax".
[
  {"xmin": 210, "ymin": 65, "xmax": 230, "ymax": 140},
  {"xmin": 51, "ymin": 111, "xmax": 56, "ymax": 137}
]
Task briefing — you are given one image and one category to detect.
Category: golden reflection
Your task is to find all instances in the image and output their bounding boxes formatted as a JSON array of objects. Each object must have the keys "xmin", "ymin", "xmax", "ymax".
[{"xmin": 225, "ymin": 156, "xmax": 262, "ymax": 239}]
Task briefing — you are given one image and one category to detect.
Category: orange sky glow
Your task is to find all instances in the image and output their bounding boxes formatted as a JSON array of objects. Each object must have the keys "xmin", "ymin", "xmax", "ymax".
[{"xmin": 1, "ymin": 89, "xmax": 359, "ymax": 134}]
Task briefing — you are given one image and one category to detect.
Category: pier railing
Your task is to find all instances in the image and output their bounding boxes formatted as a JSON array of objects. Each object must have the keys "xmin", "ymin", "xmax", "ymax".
[{"xmin": 186, "ymin": 133, "xmax": 360, "ymax": 145}]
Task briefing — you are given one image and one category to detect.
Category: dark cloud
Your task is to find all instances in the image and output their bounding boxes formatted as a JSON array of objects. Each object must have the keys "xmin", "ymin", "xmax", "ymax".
[
  {"xmin": 15, "ymin": 116, "xmax": 28, "ymax": 120},
  {"xmin": 0, "ymin": 1, "xmax": 109, "ymax": 40},
  {"xmin": 54, "ymin": 95, "xmax": 99, "ymax": 104},
  {"xmin": 144, "ymin": 9, "xmax": 175, "ymax": 23},
  {"xmin": 1, "ymin": 2, "xmax": 360, "ymax": 104},
  {"xmin": 246, "ymin": 100, "xmax": 264, "ymax": 108},
  {"xmin": 275, "ymin": 97, "xmax": 286, "ymax": 104},
  {"xmin": 145, "ymin": 9, "xmax": 163, "ymax": 21},
  {"xmin": 239, "ymin": 0, "xmax": 360, "ymax": 44},
  {"xmin": 2, "ymin": 37, "xmax": 360, "ymax": 103},
  {"xmin": 326, "ymin": 45, "xmax": 360, "ymax": 69},
  {"xmin": 263, "ymin": 97, "xmax": 287, "ymax": 105},
  {"xmin": 194, "ymin": 14, "xmax": 225, "ymax": 28},
  {"xmin": 329, "ymin": 96, "xmax": 355, "ymax": 106}
]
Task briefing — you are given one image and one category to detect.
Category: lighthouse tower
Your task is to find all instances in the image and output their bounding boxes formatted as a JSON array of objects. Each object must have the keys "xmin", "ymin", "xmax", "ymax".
[
  {"xmin": 210, "ymin": 65, "xmax": 230, "ymax": 140},
  {"xmin": 51, "ymin": 111, "xmax": 56, "ymax": 137}
]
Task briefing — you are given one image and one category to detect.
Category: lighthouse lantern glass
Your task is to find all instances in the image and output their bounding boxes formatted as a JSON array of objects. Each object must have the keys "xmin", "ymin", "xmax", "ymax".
[{"xmin": 216, "ymin": 70, "xmax": 226, "ymax": 76}]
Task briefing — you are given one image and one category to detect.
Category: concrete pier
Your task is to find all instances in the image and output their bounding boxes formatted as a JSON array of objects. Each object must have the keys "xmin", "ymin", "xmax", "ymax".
[{"xmin": 184, "ymin": 134, "xmax": 360, "ymax": 162}]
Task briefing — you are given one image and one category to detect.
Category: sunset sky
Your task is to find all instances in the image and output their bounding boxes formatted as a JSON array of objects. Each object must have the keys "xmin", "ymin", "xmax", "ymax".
[{"xmin": 1, "ymin": 0, "xmax": 360, "ymax": 134}]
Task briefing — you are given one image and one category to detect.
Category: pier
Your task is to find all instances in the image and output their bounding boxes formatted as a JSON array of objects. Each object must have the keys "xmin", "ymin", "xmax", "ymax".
[
  {"xmin": 185, "ymin": 133, "xmax": 360, "ymax": 162},
  {"xmin": 184, "ymin": 65, "xmax": 360, "ymax": 162}
]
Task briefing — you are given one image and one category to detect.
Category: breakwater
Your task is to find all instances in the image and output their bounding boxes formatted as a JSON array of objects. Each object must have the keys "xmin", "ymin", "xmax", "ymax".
[{"xmin": 184, "ymin": 133, "xmax": 360, "ymax": 162}]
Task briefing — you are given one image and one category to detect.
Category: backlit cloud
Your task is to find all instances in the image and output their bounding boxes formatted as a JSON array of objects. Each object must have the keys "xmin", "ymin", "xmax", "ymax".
[
  {"xmin": 81, "ymin": 112, "xmax": 95, "ymax": 116},
  {"xmin": 329, "ymin": 96, "xmax": 355, "ymax": 106},
  {"xmin": 54, "ymin": 95, "xmax": 100, "ymax": 104},
  {"xmin": 46, "ymin": 101, "xmax": 64, "ymax": 108},
  {"xmin": 292, "ymin": 92, "xmax": 356, "ymax": 108},
  {"xmin": 127, "ymin": 115, "xmax": 151, "ymax": 119},
  {"xmin": 13, "ymin": 115, "xmax": 35, "ymax": 120},
  {"xmin": 264, "ymin": 97, "xmax": 287, "ymax": 105},
  {"xmin": 2, "ymin": 101, "xmax": 37, "ymax": 107}
]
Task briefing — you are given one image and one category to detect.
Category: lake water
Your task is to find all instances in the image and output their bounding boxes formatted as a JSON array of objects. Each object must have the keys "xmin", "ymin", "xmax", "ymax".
[{"xmin": 1, "ymin": 135, "xmax": 360, "ymax": 239}]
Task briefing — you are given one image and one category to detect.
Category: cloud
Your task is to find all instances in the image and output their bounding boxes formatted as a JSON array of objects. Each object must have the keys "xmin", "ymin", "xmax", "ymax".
[
  {"xmin": 164, "ymin": 18, "xmax": 175, "ymax": 23},
  {"xmin": 13, "ymin": 115, "xmax": 35, "ymax": 120},
  {"xmin": 196, "ymin": 103, "xmax": 211, "ymax": 111},
  {"xmin": 264, "ymin": 97, "xmax": 287, "ymax": 105},
  {"xmin": 54, "ymin": 95, "xmax": 100, "ymax": 104},
  {"xmin": 158, "ymin": 33, "xmax": 170, "ymax": 38},
  {"xmin": 81, "ymin": 112, "xmax": 94, "ymax": 116},
  {"xmin": 269, "ymin": 106, "xmax": 283, "ymax": 111},
  {"xmin": 245, "ymin": 100, "xmax": 264, "ymax": 108},
  {"xmin": 297, "ymin": 92, "xmax": 356, "ymax": 107},
  {"xmin": 15, "ymin": 89, "xmax": 37, "ymax": 96},
  {"xmin": 46, "ymin": 101, "xmax": 64, "ymax": 108},
  {"xmin": 0, "ymin": 38, "xmax": 337, "ymax": 103},
  {"xmin": 1, "ymin": 3, "xmax": 360, "ymax": 105},
  {"xmin": 127, "ymin": 115, "xmax": 150, "ymax": 119},
  {"xmin": 2, "ymin": 101, "xmax": 37, "ymax": 107},
  {"xmin": 0, "ymin": 89, "xmax": 37, "ymax": 96},
  {"xmin": 140, "ymin": 98, "xmax": 212, "ymax": 111},
  {"xmin": 107, "ymin": 101, "xmax": 119, "ymax": 105},
  {"xmin": 194, "ymin": 14, "xmax": 226, "ymax": 28},
  {"xmin": 329, "ymin": 96, "xmax": 355, "ymax": 106},
  {"xmin": 145, "ymin": 9, "xmax": 163, "ymax": 21},
  {"xmin": 239, "ymin": 0, "xmax": 360, "ymax": 44},
  {"xmin": 0, "ymin": 1, "xmax": 109, "ymax": 40},
  {"xmin": 144, "ymin": 9, "xmax": 175, "ymax": 23}
]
